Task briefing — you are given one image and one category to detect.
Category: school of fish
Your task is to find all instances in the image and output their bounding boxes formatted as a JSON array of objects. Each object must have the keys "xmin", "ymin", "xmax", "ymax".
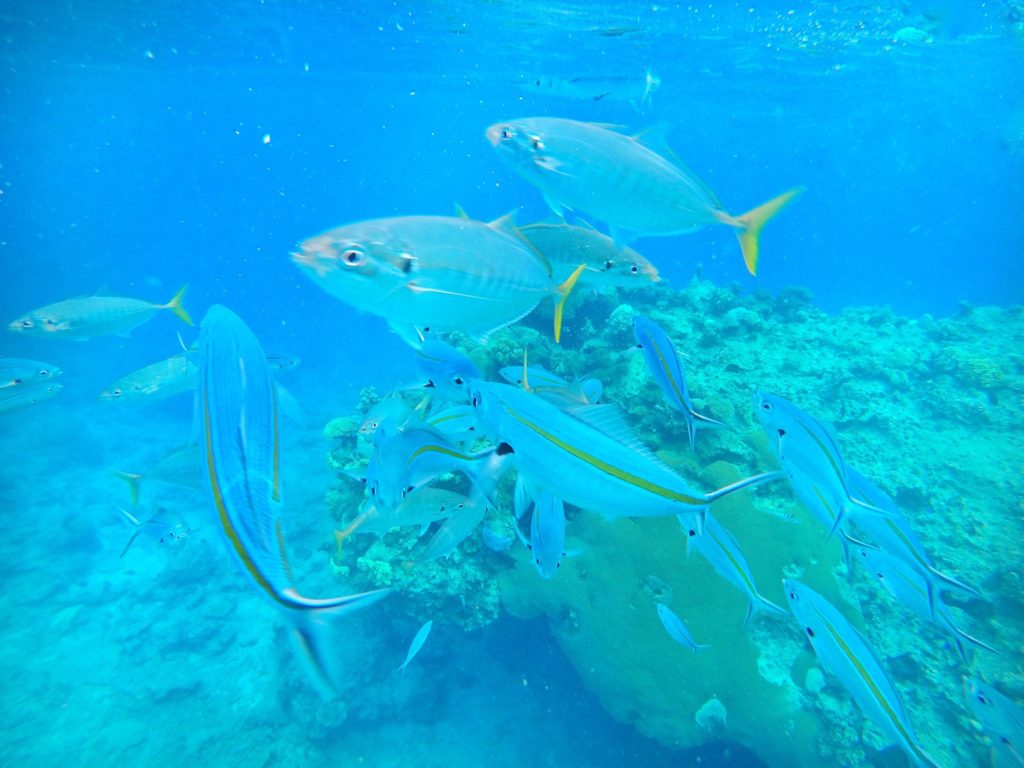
[{"xmin": 5, "ymin": 104, "xmax": 1015, "ymax": 768}]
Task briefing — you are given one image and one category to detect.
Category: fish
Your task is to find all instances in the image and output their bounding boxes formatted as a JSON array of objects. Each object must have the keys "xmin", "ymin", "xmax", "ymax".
[
  {"xmin": 359, "ymin": 395, "xmax": 416, "ymax": 442},
  {"xmin": 118, "ymin": 506, "xmax": 191, "ymax": 558},
  {"xmin": 965, "ymin": 677, "xmax": 1024, "ymax": 766},
  {"xmin": 424, "ymin": 404, "xmax": 480, "ymax": 439},
  {"xmin": 632, "ymin": 315, "xmax": 724, "ymax": 450},
  {"xmin": 845, "ymin": 468, "xmax": 982, "ymax": 615},
  {"xmin": 0, "ymin": 381, "xmax": 63, "ymax": 413},
  {"xmin": 195, "ymin": 304, "xmax": 389, "ymax": 697},
  {"xmin": 783, "ymin": 579, "xmax": 940, "ymax": 768},
  {"xmin": 265, "ymin": 352, "xmax": 301, "ymax": 371},
  {"xmin": 397, "ymin": 620, "xmax": 433, "ymax": 673},
  {"xmin": 486, "ymin": 117, "xmax": 802, "ymax": 274},
  {"xmin": 416, "ymin": 339, "xmax": 480, "ymax": 402},
  {"xmin": 499, "ymin": 364, "xmax": 602, "ymax": 407},
  {"xmin": 685, "ymin": 514, "xmax": 787, "ymax": 628},
  {"xmin": 340, "ymin": 486, "xmax": 472, "ymax": 540},
  {"xmin": 656, "ymin": 603, "xmax": 709, "ymax": 653},
  {"xmin": 292, "ymin": 214, "xmax": 586, "ymax": 346},
  {"xmin": 0, "ymin": 357, "xmax": 62, "ymax": 388},
  {"xmin": 753, "ymin": 391, "xmax": 895, "ymax": 537},
  {"xmin": 513, "ymin": 69, "xmax": 661, "ymax": 108},
  {"xmin": 854, "ymin": 545, "xmax": 997, "ymax": 662},
  {"xmin": 9, "ymin": 285, "xmax": 192, "ymax": 340},
  {"xmin": 469, "ymin": 380, "xmax": 782, "ymax": 536},
  {"xmin": 100, "ymin": 352, "xmax": 196, "ymax": 401},
  {"xmin": 113, "ymin": 442, "xmax": 204, "ymax": 506},
  {"xmin": 418, "ymin": 494, "xmax": 488, "ymax": 561},
  {"xmin": 519, "ymin": 219, "xmax": 660, "ymax": 289},
  {"xmin": 527, "ymin": 491, "xmax": 567, "ymax": 578}
]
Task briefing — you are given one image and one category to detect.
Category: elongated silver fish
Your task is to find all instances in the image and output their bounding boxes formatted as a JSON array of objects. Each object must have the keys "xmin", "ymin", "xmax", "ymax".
[
  {"xmin": 784, "ymin": 579, "xmax": 940, "ymax": 768},
  {"xmin": 398, "ymin": 620, "xmax": 433, "ymax": 673},
  {"xmin": 100, "ymin": 352, "xmax": 196, "ymax": 401},
  {"xmin": 113, "ymin": 443, "xmax": 204, "ymax": 506},
  {"xmin": 486, "ymin": 117, "xmax": 801, "ymax": 274},
  {"xmin": 519, "ymin": 220, "xmax": 659, "ymax": 289},
  {"xmin": 656, "ymin": 603, "xmax": 708, "ymax": 653},
  {"xmin": 0, "ymin": 381, "xmax": 63, "ymax": 413},
  {"xmin": 514, "ymin": 69, "xmax": 661, "ymax": 108},
  {"xmin": 196, "ymin": 304, "xmax": 388, "ymax": 697},
  {"xmin": 9, "ymin": 285, "xmax": 192, "ymax": 340},
  {"xmin": 0, "ymin": 357, "xmax": 62, "ymax": 388},
  {"xmin": 292, "ymin": 214, "xmax": 585, "ymax": 346}
]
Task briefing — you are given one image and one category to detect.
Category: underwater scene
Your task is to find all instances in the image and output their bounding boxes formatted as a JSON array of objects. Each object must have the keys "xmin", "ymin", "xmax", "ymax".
[{"xmin": 2, "ymin": 2, "xmax": 1023, "ymax": 767}]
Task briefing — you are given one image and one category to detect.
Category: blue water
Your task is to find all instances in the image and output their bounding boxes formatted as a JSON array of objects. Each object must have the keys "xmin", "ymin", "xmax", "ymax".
[{"xmin": 1, "ymin": 2, "xmax": 1022, "ymax": 767}]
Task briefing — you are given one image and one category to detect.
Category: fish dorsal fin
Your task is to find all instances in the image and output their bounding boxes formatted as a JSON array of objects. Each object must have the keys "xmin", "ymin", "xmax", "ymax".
[
  {"xmin": 488, "ymin": 210, "xmax": 519, "ymax": 235},
  {"xmin": 564, "ymin": 403, "xmax": 674, "ymax": 470},
  {"xmin": 631, "ymin": 122, "xmax": 674, "ymax": 156},
  {"xmin": 588, "ymin": 122, "xmax": 628, "ymax": 132},
  {"xmin": 570, "ymin": 217, "xmax": 598, "ymax": 231},
  {"xmin": 454, "ymin": 202, "xmax": 470, "ymax": 219}
]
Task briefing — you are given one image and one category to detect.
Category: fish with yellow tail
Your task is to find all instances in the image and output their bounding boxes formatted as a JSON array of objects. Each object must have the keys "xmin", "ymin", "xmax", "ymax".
[
  {"xmin": 196, "ymin": 305, "xmax": 389, "ymax": 698},
  {"xmin": 9, "ymin": 285, "xmax": 192, "ymax": 340},
  {"xmin": 292, "ymin": 213, "xmax": 586, "ymax": 346},
  {"xmin": 486, "ymin": 117, "xmax": 801, "ymax": 275}
]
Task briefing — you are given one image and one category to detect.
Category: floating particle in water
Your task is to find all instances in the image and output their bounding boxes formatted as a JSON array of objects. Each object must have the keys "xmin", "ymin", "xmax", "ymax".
[{"xmin": 262, "ymin": 134, "xmax": 271, "ymax": 145}]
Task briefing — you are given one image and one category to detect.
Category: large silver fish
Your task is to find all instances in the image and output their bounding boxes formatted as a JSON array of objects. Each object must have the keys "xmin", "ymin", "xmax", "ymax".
[
  {"xmin": 292, "ymin": 214, "xmax": 585, "ymax": 346},
  {"xmin": 486, "ymin": 117, "xmax": 801, "ymax": 274},
  {"xmin": 9, "ymin": 285, "xmax": 192, "ymax": 340},
  {"xmin": 196, "ymin": 305, "xmax": 388, "ymax": 697},
  {"xmin": 519, "ymin": 219, "xmax": 660, "ymax": 289}
]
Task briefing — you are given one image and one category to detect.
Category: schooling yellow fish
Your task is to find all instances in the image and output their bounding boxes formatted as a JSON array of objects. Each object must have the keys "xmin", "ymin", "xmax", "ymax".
[
  {"xmin": 486, "ymin": 117, "xmax": 802, "ymax": 275},
  {"xmin": 9, "ymin": 285, "xmax": 192, "ymax": 340}
]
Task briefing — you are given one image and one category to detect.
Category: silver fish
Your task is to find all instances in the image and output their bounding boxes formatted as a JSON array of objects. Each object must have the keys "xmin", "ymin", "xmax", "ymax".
[
  {"xmin": 656, "ymin": 603, "xmax": 709, "ymax": 653},
  {"xmin": 196, "ymin": 304, "xmax": 388, "ymax": 697},
  {"xmin": 9, "ymin": 285, "xmax": 192, "ymax": 340},
  {"xmin": 292, "ymin": 214, "xmax": 585, "ymax": 346},
  {"xmin": 519, "ymin": 219, "xmax": 660, "ymax": 289},
  {"xmin": 100, "ymin": 352, "xmax": 196, "ymax": 401},
  {"xmin": 0, "ymin": 357, "xmax": 62, "ymax": 388},
  {"xmin": 965, "ymin": 677, "xmax": 1024, "ymax": 766},
  {"xmin": 398, "ymin": 620, "xmax": 433, "ymax": 673},
  {"xmin": 513, "ymin": 69, "xmax": 661, "ymax": 108},
  {"xmin": 0, "ymin": 381, "xmax": 63, "ymax": 413},
  {"xmin": 113, "ymin": 443, "xmax": 204, "ymax": 506},
  {"xmin": 486, "ymin": 117, "xmax": 801, "ymax": 274},
  {"xmin": 118, "ymin": 506, "xmax": 191, "ymax": 558}
]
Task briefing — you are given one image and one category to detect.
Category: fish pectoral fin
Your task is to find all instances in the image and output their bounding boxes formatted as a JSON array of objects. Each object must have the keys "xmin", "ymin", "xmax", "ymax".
[
  {"xmin": 404, "ymin": 282, "xmax": 499, "ymax": 302},
  {"xmin": 534, "ymin": 155, "xmax": 571, "ymax": 175}
]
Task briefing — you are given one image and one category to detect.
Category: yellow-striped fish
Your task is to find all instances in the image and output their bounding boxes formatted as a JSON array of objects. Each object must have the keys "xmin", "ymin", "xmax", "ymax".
[
  {"xmin": 486, "ymin": 117, "xmax": 801, "ymax": 275},
  {"xmin": 196, "ymin": 304, "xmax": 388, "ymax": 697},
  {"xmin": 9, "ymin": 285, "xmax": 192, "ymax": 340}
]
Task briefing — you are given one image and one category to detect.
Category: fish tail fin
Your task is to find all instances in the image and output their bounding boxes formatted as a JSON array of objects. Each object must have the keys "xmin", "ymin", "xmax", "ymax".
[
  {"xmin": 119, "ymin": 531, "xmax": 141, "ymax": 558},
  {"xmin": 705, "ymin": 470, "xmax": 785, "ymax": 503},
  {"xmin": 728, "ymin": 187, "xmax": 803, "ymax": 275},
  {"xmin": 553, "ymin": 263, "xmax": 587, "ymax": 343},
  {"xmin": 112, "ymin": 470, "xmax": 143, "ymax": 506},
  {"xmin": 284, "ymin": 586, "xmax": 391, "ymax": 698},
  {"xmin": 930, "ymin": 566, "xmax": 984, "ymax": 601},
  {"xmin": 164, "ymin": 284, "xmax": 194, "ymax": 326},
  {"xmin": 743, "ymin": 593, "xmax": 788, "ymax": 630},
  {"xmin": 333, "ymin": 511, "xmax": 372, "ymax": 561}
]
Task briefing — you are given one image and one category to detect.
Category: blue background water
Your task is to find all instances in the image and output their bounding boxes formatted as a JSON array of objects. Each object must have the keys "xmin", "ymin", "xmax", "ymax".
[{"xmin": 1, "ymin": 2, "xmax": 1021, "ymax": 766}]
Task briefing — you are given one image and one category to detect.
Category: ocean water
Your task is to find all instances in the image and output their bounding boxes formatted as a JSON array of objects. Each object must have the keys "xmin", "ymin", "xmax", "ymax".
[{"xmin": 1, "ymin": 2, "xmax": 1022, "ymax": 767}]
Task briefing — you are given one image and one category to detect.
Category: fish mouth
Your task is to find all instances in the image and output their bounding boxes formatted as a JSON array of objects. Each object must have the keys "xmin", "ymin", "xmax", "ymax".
[
  {"xmin": 290, "ymin": 249, "xmax": 333, "ymax": 279},
  {"xmin": 484, "ymin": 124, "xmax": 504, "ymax": 147}
]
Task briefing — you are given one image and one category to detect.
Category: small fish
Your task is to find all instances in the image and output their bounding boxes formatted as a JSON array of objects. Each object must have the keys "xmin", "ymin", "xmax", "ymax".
[
  {"xmin": 498, "ymin": 364, "xmax": 602, "ymax": 407},
  {"xmin": 656, "ymin": 603, "xmax": 709, "ymax": 653},
  {"xmin": 519, "ymin": 219, "xmax": 660, "ymax": 289},
  {"xmin": 292, "ymin": 214, "xmax": 586, "ymax": 346},
  {"xmin": 397, "ymin": 620, "xmax": 433, "ymax": 673},
  {"xmin": 9, "ymin": 285, "xmax": 192, "ymax": 340},
  {"xmin": 633, "ymin": 315, "xmax": 723, "ymax": 450},
  {"xmin": 486, "ymin": 117, "xmax": 801, "ymax": 274},
  {"xmin": 514, "ymin": 69, "xmax": 661, "ymax": 108},
  {"xmin": 416, "ymin": 339, "xmax": 480, "ymax": 402},
  {"xmin": 754, "ymin": 392, "xmax": 895, "ymax": 537},
  {"xmin": 342, "ymin": 486, "xmax": 473, "ymax": 540},
  {"xmin": 113, "ymin": 443, "xmax": 204, "ymax": 506},
  {"xmin": 855, "ymin": 545, "xmax": 997, "ymax": 662},
  {"xmin": 418, "ymin": 494, "xmax": 488, "ymax": 561},
  {"xmin": 783, "ymin": 579, "xmax": 940, "ymax": 768},
  {"xmin": 118, "ymin": 506, "xmax": 191, "ymax": 558},
  {"xmin": 965, "ymin": 677, "xmax": 1024, "ymax": 766},
  {"xmin": 265, "ymin": 352, "xmax": 301, "ymax": 371},
  {"xmin": 359, "ymin": 395, "xmax": 415, "ymax": 441},
  {"xmin": 685, "ymin": 514, "xmax": 786, "ymax": 628},
  {"xmin": 0, "ymin": 381, "xmax": 63, "ymax": 413},
  {"xmin": 528, "ymin": 492, "xmax": 567, "ymax": 578},
  {"xmin": 100, "ymin": 352, "xmax": 196, "ymax": 401},
  {"xmin": 469, "ymin": 380, "xmax": 782, "ymax": 537},
  {"xmin": 196, "ymin": 305, "xmax": 389, "ymax": 697},
  {"xmin": 0, "ymin": 357, "xmax": 62, "ymax": 388}
]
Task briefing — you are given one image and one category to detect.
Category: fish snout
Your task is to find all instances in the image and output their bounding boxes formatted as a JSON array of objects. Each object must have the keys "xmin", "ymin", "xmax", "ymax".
[
  {"xmin": 485, "ymin": 123, "xmax": 513, "ymax": 147},
  {"xmin": 290, "ymin": 245, "xmax": 334, "ymax": 279}
]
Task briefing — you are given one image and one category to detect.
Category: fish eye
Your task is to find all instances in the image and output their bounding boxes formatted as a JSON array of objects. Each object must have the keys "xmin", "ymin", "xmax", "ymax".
[
  {"xmin": 20, "ymin": 319, "xmax": 32, "ymax": 328},
  {"xmin": 777, "ymin": 428, "xmax": 786, "ymax": 437},
  {"xmin": 341, "ymin": 249, "xmax": 365, "ymax": 266},
  {"xmin": 452, "ymin": 376, "xmax": 464, "ymax": 386},
  {"xmin": 113, "ymin": 389, "xmax": 122, "ymax": 397},
  {"xmin": 531, "ymin": 137, "xmax": 544, "ymax": 151},
  {"xmin": 688, "ymin": 529, "xmax": 696, "ymax": 537},
  {"xmin": 12, "ymin": 378, "xmax": 22, "ymax": 385},
  {"xmin": 501, "ymin": 128, "xmax": 513, "ymax": 140},
  {"xmin": 38, "ymin": 370, "xmax": 49, "ymax": 377},
  {"xmin": 630, "ymin": 265, "xmax": 639, "ymax": 274},
  {"xmin": 762, "ymin": 402, "xmax": 772, "ymax": 411},
  {"xmin": 604, "ymin": 260, "xmax": 614, "ymax": 270},
  {"xmin": 806, "ymin": 627, "xmax": 815, "ymax": 638}
]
